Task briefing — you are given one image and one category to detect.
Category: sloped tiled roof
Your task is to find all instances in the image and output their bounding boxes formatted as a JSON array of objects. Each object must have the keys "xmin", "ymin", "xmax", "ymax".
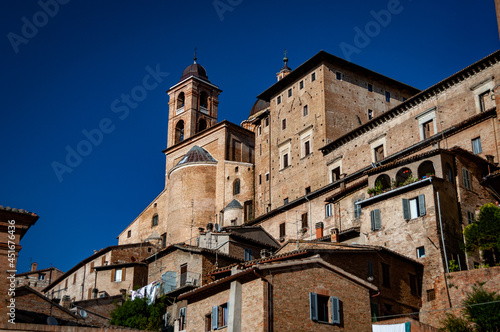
[{"xmin": 175, "ymin": 146, "xmax": 217, "ymax": 166}]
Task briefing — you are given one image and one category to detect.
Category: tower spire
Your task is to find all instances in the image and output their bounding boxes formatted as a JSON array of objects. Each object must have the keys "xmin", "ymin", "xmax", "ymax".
[
  {"xmin": 277, "ymin": 49, "xmax": 292, "ymax": 81},
  {"xmin": 193, "ymin": 47, "xmax": 197, "ymax": 64}
]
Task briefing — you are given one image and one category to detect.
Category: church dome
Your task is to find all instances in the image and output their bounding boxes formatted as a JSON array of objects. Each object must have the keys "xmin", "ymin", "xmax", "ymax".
[
  {"xmin": 175, "ymin": 146, "xmax": 217, "ymax": 166},
  {"xmin": 249, "ymin": 99, "xmax": 270, "ymax": 117},
  {"xmin": 180, "ymin": 63, "xmax": 209, "ymax": 81}
]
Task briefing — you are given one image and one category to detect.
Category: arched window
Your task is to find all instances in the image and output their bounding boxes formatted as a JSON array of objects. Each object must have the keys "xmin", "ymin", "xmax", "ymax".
[
  {"xmin": 200, "ymin": 91, "xmax": 208, "ymax": 108},
  {"xmin": 152, "ymin": 214, "xmax": 159, "ymax": 226},
  {"xmin": 177, "ymin": 92, "xmax": 185, "ymax": 109},
  {"xmin": 175, "ymin": 120, "xmax": 184, "ymax": 143},
  {"xmin": 396, "ymin": 168, "xmax": 412, "ymax": 186},
  {"xmin": 418, "ymin": 161, "xmax": 435, "ymax": 179},
  {"xmin": 375, "ymin": 174, "xmax": 391, "ymax": 190},
  {"xmin": 445, "ymin": 163, "xmax": 454, "ymax": 184},
  {"xmin": 233, "ymin": 179, "xmax": 241, "ymax": 195},
  {"xmin": 198, "ymin": 118, "xmax": 207, "ymax": 132}
]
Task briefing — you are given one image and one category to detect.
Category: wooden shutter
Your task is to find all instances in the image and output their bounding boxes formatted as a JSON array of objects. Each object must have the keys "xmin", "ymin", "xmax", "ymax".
[
  {"xmin": 309, "ymin": 293, "xmax": 318, "ymax": 321},
  {"xmin": 122, "ymin": 268, "xmax": 126, "ymax": 281},
  {"xmin": 402, "ymin": 199, "xmax": 410, "ymax": 220},
  {"xmin": 374, "ymin": 209, "xmax": 381, "ymax": 230},
  {"xmin": 212, "ymin": 306, "xmax": 218, "ymax": 329},
  {"xmin": 111, "ymin": 269, "xmax": 115, "ymax": 282},
  {"xmin": 88, "ymin": 288, "xmax": 92, "ymax": 299},
  {"xmin": 418, "ymin": 194, "xmax": 426, "ymax": 216},
  {"xmin": 370, "ymin": 210, "xmax": 375, "ymax": 230},
  {"xmin": 462, "ymin": 169, "xmax": 471, "ymax": 189},
  {"xmin": 331, "ymin": 296, "xmax": 340, "ymax": 324}
]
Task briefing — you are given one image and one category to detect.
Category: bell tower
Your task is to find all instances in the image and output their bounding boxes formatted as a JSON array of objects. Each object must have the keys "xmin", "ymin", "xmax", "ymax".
[{"xmin": 166, "ymin": 54, "xmax": 222, "ymax": 147}]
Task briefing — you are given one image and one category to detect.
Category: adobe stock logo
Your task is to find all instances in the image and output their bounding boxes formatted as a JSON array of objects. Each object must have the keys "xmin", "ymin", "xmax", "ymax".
[
  {"xmin": 7, "ymin": 0, "xmax": 71, "ymax": 54},
  {"xmin": 339, "ymin": 0, "xmax": 410, "ymax": 62},
  {"xmin": 51, "ymin": 64, "xmax": 169, "ymax": 183},
  {"xmin": 213, "ymin": 0, "xmax": 242, "ymax": 21}
]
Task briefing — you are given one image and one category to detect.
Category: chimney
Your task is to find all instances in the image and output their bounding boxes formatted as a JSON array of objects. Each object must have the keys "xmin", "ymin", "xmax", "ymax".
[
  {"xmin": 61, "ymin": 295, "xmax": 71, "ymax": 309},
  {"xmin": 331, "ymin": 228, "xmax": 339, "ymax": 243},
  {"xmin": 315, "ymin": 222, "xmax": 324, "ymax": 239},
  {"xmin": 31, "ymin": 262, "xmax": 38, "ymax": 272}
]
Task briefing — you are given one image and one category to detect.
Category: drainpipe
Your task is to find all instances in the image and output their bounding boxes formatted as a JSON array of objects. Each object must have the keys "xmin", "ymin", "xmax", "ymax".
[{"xmin": 436, "ymin": 188, "xmax": 452, "ymax": 308}]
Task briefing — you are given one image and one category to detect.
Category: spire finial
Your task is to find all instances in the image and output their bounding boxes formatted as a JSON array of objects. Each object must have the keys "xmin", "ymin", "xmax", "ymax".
[
  {"xmin": 282, "ymin": 49, "xmax": 290, "ymax": 70},
  {"xmin": 193, "ymin": 47, "xmax": 197, "ymax": 64}
]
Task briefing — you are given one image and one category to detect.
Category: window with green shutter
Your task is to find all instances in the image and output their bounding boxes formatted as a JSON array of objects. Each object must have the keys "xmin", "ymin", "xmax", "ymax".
[
  {"xmin": 462, "ymin": 168, "xmax": 471, "ymax": 189},
  {"xmin": 403, "ymin": 194, "xmax": 426, "ymax": 220},
  {"xmin": 309, "ymin": 292, "xmax": 341, "ymax": 325}
]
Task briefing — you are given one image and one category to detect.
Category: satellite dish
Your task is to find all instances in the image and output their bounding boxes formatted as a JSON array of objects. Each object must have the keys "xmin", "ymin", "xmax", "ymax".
[
  {"xmin": 79, "ymin": 309, "xmax": 88, "ymax": 318},
  {"xmin": 47, "ymin": 316, "xmax": 58, "ymax": 325}
]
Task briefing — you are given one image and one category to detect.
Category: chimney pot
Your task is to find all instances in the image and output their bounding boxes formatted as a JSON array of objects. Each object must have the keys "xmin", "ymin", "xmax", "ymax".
[{"xmin": 31, "ymin": 262, "xmax": 38, "ymax": 272}]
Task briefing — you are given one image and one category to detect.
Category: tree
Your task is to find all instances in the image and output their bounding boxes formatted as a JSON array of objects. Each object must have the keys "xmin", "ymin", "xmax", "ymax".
[
  {"xmin": 110, "ymin": 296, "xmax": 167, "ymax": 331},
  {"xmin": 463, "ymin": 203, "xmax": 500, "ymax": 265},
  {"xmin": 440, "ymin": 283, "xmax": 500, "ymax": 332}
]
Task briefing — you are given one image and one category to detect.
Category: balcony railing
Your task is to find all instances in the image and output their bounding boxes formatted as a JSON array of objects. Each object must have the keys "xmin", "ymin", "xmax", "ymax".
[{"xmin": 175, "ymin": 106, "xmax": 185, "ymax": 115}]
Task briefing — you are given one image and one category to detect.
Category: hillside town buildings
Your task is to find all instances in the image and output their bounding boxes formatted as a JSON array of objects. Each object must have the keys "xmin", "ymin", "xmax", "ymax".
[{"xmin": 7, "ymin": 44, "xmax": 500, "ymax": 331}]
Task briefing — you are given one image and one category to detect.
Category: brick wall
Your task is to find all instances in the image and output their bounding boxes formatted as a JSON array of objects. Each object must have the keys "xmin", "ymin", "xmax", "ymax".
[{"xmin": 421, "ymin": 266, "xmax": 500, "ymax": 327}]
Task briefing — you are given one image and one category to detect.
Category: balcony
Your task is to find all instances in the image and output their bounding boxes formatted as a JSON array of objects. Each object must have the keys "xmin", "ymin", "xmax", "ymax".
[{"xmin": 160, "ymin": 271, "xmax": 201, "ymax": 295}]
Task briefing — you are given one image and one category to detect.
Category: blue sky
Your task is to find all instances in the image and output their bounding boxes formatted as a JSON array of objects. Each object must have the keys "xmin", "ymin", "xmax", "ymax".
[{"xmin": 1, "ymin": 0, "xmax": 498, "ymax": 273}]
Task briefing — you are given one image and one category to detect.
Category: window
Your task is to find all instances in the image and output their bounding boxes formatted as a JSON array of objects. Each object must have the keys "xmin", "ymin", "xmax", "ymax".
[
  {"xmin": 325, "ymin": 203, "xmax": 332, "ymax": 218},
  {"xmin": 299, "ymin": 80, "xmax": 304, "ymax": 89},
  {"xmin": 331, "ymin": 166, "xmax": 341, "ymax": 182},
  {"xmin": 309, "ymin": 293, "xmax": 340, "ymax": 324},
  {"xmin": 479, "ymin": 91, "xmax": 490, "ymax": 112},
  {"xmin": 304, "ymin": 140, "xmax": 311, "ymax": 156},
  {"xmin": 382, "ymin": 263, "xmax": 390, "ymax": 288},
  {"xmin": 279, "ymin": 222, "xmax": 286, "ymax": 237},
  {"xmin": 235, "ymin": 166, "xmax": 239, "ymax": 173},
  {"xmin": 205, "ymin": 313, "xmax": 212, "ymax": 332},
  {"xmin": 283, "ymin": 197, "xmax": 289, "ymax": 205},
  {"xmin": 244, "ymin": 200, "xmax": 253, "ymax": 222},
  {"xmin": 305, "ymin": 186, "xmax": 311, "ymax": 195},
  {"xmin": 445, "ymin": 163, "xmax": 454, "ymax": 183},
  {"xmin": 367, "ymin": 261, "xmax": 373, "ymax": 278},
  {"xmin": 303, "ymin": 105, "xmax": 308, "ymax": 116},
  {"xmin": 402, "ymin": 195, "xmax": 426, "ymax": 220},
  {"xmin": 161, "ymin": 233, "xmax": 167, "ymax": 248},
  {"xmin": 152, "ymin": 214, "xmax": 159, "ymax": 226},
  {"xmin": 264, "ymin": 117, "xmax": 269, "ymax": 127},
  {"xmin": 244, "ymin": 248, "xmax": 253, "ymax": 260},
  {"xmin": 370, "ymin": 209, "xmax": 381, "ymax": 231},
  {"xmin": 311, "ymin": 72, "xmax": 316, "ymax": 82},
  {"xmin": 113, "ymin": 268, "xmax": 123, "ymax": 282},
  {"xmin": 301, "ymin": 213, "xmax": 308, "ymax": 228},
  {"xmin": 212, "ymin": 303, "xmax": 228, "ymax": 329},
  {"xmin": 374, "ymin": 145, "xmax": 384, "ymax": 162},
  {"xmin": 409, "ymin": 274, "xmax": 418, "ymax": 296},
  {"xmin": 367, "ymin": 83, "xmax": 373, "ymax": 92},
  {"xmin": 277, "ymin": 96, "xmax": 281, "ymax": 104},
  {"xmin": 73, "ymin": 273, "xmax": 76, "ymax": 285},
  {"xmin": 335, "ymin": 71, "xmax": 342, "ymax": 81},
  {"xmin": 179, "ymin": 307, "xmax": 186, "ymax": 331},
  {"xmin": 462, "ymin": 168, "xmax": 472, "ymax": 190},
  {"xmin": 427, "ymin": 289, "xmax": 436, "ymax": 301},
  {"xmin": 175, "ymin": 120, "xmax": 184, "ymax": 143},
  {"xmin": 257, "ymin": 125, "xmax": 261, "ymax": 136},
  {"xmin": 282, "ymin": 118, "xmax": 287, "ymax": 130},
  {"xmin": 385, "ymin": 91, "xmax": 390, "ymax": 102},
  {"xmin": 416, "ymin": 108, "xmax": 437, "ymax": 141},
  {"xmin": 472, "ymin": 137, "xmax": 482, "ymax": 154},
  {"xmin": 422, "ymin": 120, "xmax": 434, "ymax": 139},
  {"xmin": 368, "ymin": 109, "xmax": 373, "ymax": 120},
  {"xmin": 416, "ymin": 246, "xmax": 425, "ymax": 258},
  {"xmin": 180, "ymin": 264, "xmax": 188, "ymax": 286},
  {"xmin": 200, "ymin": 91, "xmax": 208, "ymax": 108},
  {"xmin": 354, "ymin": 199, "xmax": 362, "ymax": 219},
  {"xmin": 288, "ymin": 88, "xmax": 292, "ymax": 97},
  {"xmin": 38, "ymin": 274, "xmax": 45, "ymax": 281},
  {"xmin": 127, "ymin": 230, "xmax": 131, "ymax": 238},
  {"xmin": 283, "ymin": 153, "xmax": 289, "ymax": 168},
  {"xmin": 467, "ymin": 211, "xmax": 475, "ymax": 224},
  {"xmin": 265, "ymin": 173, "xmax": 269, "ymax": 181},
  {"xmin": 258, "ymin": 174, "xmax": 262, "ymax": 185},
  {"xmin": 233, "ymin": 179, "xmax": 240, "ymax": 195}
]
